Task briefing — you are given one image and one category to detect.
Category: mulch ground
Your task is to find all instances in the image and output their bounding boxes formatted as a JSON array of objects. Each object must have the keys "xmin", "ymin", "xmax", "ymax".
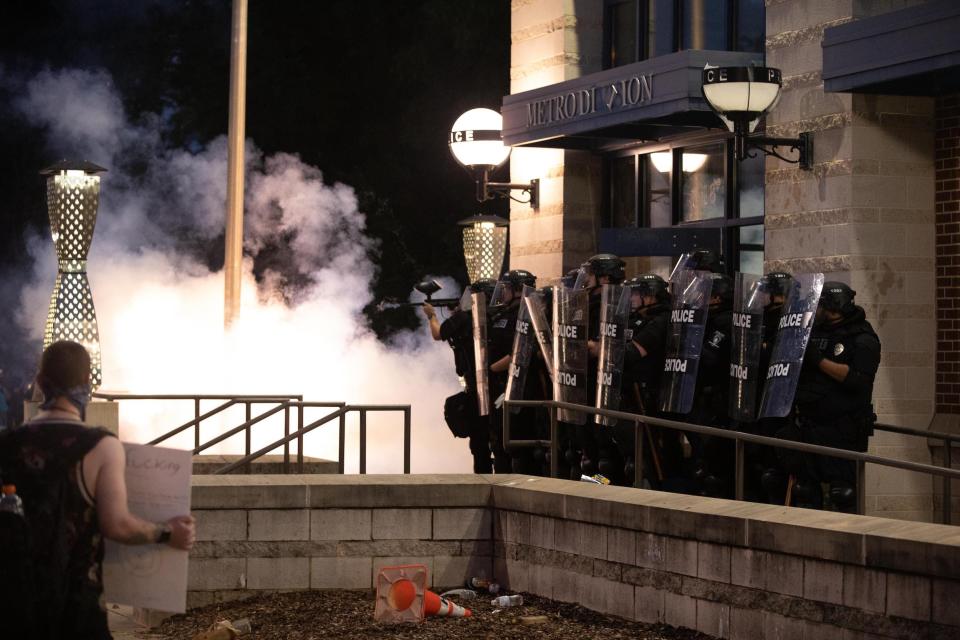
[{"xmin": 148, "ymin": 590, "xmax": 716, "ymax": 640}]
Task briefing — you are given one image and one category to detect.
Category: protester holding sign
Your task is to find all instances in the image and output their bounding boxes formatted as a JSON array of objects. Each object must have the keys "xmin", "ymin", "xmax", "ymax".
[{"xmin": 0, "ymin": 340, "xmax": 195, "ymax": 639}]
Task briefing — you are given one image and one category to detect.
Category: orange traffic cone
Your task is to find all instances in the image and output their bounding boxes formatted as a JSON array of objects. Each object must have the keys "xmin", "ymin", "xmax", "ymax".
[
  {"xmin": 374, "ymin": 564, "xmax": 472, "ymax": 623},
  {"xmin": 424, "ymin": 589, "xmax": 471, "ymax": 618}
]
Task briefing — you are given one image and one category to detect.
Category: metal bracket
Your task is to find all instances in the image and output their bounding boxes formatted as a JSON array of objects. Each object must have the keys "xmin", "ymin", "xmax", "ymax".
[
  {"xmin": 476, "ymin": 169, "xmax": 539, "ymax": 209},
  {"xmin": 738, "ymin": 131, "xmax": 813, "ymax": 170}
]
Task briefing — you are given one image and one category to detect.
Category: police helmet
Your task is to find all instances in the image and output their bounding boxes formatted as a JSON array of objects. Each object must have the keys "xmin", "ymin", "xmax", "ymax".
[
  {"xmin": 560, "ymin": 268, "xmax": 581, "ymax": 289},
  {"xmin": 626, "ymin": 274, "xmax": 670, "ymax": 303},
  {"xmin": 764, "ymin": 271, "xmax": 792, "ymax": 298},
  {"xmin": 689, "ymin": 249, "xmax": 724, "ymax": 274},
  {"xmin": 501, "ymin": 269, "xmax": 537, "ymax": 291},
  {"xmin": 583, "ymin": 253, "xmax": 626, "ymax": 284},
  {"xmin": 708, "ymin": 273, "xmax": 734, "ymax": 304},
  {"xmin": 820, "ymin": 282, "xmax": 856, "ymax": 314}
]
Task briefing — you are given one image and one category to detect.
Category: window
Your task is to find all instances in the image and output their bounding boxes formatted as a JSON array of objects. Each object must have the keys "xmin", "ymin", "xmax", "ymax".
[
  {"xmin": 603, "ymin": 0, "xmax": 764, "ymax": 69},
  {"xmin": 603, "ymin": 138, "xmax": 765, "ymax": 273}
]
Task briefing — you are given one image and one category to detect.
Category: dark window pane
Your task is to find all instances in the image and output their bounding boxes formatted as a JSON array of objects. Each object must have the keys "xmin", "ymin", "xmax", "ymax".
[
  {"xmin": 738, "ymin": 151, "xmax": 764, "ymax": 218},
  {"xmin": 610, "ymin": 1, "xmax": 638, "ymax": 67},
  {"xmin": 681, "ymin": 143, "xmax": 725, "ymax": 223},
  {"xmin": 736, "ymin": 0, "xmax": 765, "ymax": 53},
  {"xmin": 610, "ymin": 155, "xmax": 637, "ymax": 227},
  {"xmin": 643, "ymin": 154, "xmax": 672, "ymax": 227},
  {"xmin": 646, "ymin": 0, "xmax": 675, "ymax": 58},
  {"xmin": 682, "ymin": 0, "xmax": 729, "ymax": 50}
]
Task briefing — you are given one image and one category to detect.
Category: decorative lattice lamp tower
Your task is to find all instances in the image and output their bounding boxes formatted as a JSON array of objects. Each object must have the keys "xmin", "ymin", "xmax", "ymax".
[
  {"xmin": 458, "ymin": 214, "xmax": 508, "ymax": 283},
  {"xmin": 40, "ymin": 160, "xmax": 107, "ymax": 390}
]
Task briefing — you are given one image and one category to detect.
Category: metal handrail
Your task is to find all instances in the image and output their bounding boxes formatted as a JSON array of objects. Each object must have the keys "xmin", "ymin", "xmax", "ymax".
[
  {"xmin": 212, "ymin": 403, "xmax": 412, "ymax": 475},
  {"xmin": 504, "ymin": 399, "xmax": 960, "ymax": 525}
]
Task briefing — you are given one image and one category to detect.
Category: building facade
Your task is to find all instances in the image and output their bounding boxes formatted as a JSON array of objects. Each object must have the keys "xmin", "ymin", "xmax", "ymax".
[{"xmin": 503, "ymin": 0, "xmax": 959, "ymax": 522}]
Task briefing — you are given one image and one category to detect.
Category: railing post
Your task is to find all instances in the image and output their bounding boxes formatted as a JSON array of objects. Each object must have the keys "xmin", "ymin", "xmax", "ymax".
[
  {"xmin": 194, "ymin": 397, "xmax": 200, "ymax": 451},
  {"xmin": 734, "ymin": 439, "xmax": 745, "ymax": 502},
  {"xmin": 359, "ymin": 409, "xmax": 367, "ymax": 474},
  {"xmin": 503, "ymin": 403, "xmax": 512, "ymax": 455},
  {"xmin": 244, "ymin": 402, "xmax": 252, "ymax": 474},
  {"xmin": 634, "ymin": 420, "xmax": 644, "ymax": 489},
  {"xmin": 283, "ymin": 403, "xmax": 290, "ymax": 473},
  {"xmin": 856, "ymin": 460, "xmax": 867, "ymax": 516},
  {"xmin": 297, "ymin": 403, "xmax": 304, "ymax": 474},
  {"xmin": 549, "ymin": 405, "xmax": 559, "ymax": 479},
  {"xmin": 403, "ymin": 407, "xmax": 411, "ymax": 474},
  {"xmin": 338, "ymin": 408, "xmax": 346, "ymax": 475},
  {"xmin": 944, "ymin": 441, "xmax": 953, "ymax": 525}
]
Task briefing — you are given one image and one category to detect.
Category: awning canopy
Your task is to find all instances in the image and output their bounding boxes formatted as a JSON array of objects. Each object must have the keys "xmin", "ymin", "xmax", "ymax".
[
  {"xmin": 501, "ymin": 50, "xmax": 763, "ymax": 151},
  {"xmin": 823, "ymin": 0, "xmax": 960, "ymax": 96}
]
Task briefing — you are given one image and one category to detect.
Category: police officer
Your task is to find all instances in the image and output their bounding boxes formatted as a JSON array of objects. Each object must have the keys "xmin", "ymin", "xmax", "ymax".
[
  {"xmin": 487, "ymin": 269, "xmax": 538, "ymax": 473},
  {"xmin": 787, "ymin": 282, "xmax": 881, "ymax": 512},
  {"xmin": 423, "ymin": 279, "xmax": 496, "ymax": 473},
  {"xmin": 622, "ymin": 274, "xmax": 681, "ymax": 488},
  {"xmin": 696, "ymin": 272, "xmax": 735, "ymax": 497},
  {"xmin": 580, "ymin": 254, "xmax": 627, "ymax": 480}
]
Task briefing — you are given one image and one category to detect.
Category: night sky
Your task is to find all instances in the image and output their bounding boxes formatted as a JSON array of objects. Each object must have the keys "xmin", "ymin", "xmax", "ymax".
[{"xmin": 0, "ymin": 0, "xmax": 510, "ymax": 331}]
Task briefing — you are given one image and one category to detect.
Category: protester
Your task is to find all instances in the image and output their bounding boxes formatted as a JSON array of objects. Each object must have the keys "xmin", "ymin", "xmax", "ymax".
[{"xmin": 0, "ymin": 340, "xmax": 196, "ymax": 639}]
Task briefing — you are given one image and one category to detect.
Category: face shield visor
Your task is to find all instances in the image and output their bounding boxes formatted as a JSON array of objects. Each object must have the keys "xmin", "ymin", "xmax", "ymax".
[
  {"xmin": 459, "ymin": 288, "xmax": 473, "ymax": 311},
  {"xmin": 490, "ymin": 281, "xmax": 517, "ymax": 307}
]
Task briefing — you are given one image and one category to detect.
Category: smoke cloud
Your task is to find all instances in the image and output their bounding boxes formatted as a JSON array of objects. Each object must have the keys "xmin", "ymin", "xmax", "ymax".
[{"xmin": 8, "ymin": 68, "xmax": 472, "ymax": 473}]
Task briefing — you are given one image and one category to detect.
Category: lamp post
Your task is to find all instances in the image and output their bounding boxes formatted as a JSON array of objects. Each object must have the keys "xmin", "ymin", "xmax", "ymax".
[
  {"xmin": 702, "ymin": 66, "xmax": 813, "ymax": 169},
  {"xmin": 39, "ymin": 160, "xmax": 107, "ymax": 390},
  {"xmin": 448, "ymin": 108, "xmax": 539, "ymax": 209},
  {"xmin": 458, "ymin": 214, "xmax": 509, "ymax": 283}
]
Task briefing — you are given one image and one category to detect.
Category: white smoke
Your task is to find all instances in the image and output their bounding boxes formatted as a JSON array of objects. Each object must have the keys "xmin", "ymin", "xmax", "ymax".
[{"xmin": 11, "ymin": 68, "xmax": 471, "ymax": 473}]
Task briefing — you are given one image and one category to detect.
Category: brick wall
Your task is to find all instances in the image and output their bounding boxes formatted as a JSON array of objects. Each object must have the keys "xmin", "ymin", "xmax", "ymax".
[
  {"xmin": 936, "ymin": 93, "xmax": 960, "ymax": 413},
  {"xmin": 185, "ymin": 474, "xmax": 960, "ymax": 638}
]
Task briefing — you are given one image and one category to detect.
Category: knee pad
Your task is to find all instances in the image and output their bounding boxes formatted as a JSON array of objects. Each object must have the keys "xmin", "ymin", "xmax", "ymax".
[
  {"xmin": 702, "ymin": 474, "xmax": 727, "ymax": 498},
  {"xmin": 829, "ymin": 482, "xmax": 856, "ymax": 512},
  {"xmin": 760, "ymin": 468, "xmax": 784, "ymax": 494},
  {"xmin": 791, "ymin": 479, "xmax": 822, "ymax": 509}
]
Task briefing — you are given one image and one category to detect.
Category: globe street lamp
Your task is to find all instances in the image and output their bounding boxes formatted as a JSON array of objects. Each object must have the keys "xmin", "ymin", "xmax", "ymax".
[
  {"xmin": 458, "ymin": 214, "xmax": 509, "ymax": 283},
  {"xmin": 448, "ymin": 108, "xmax": 539, "ymax": 209},
  {"xmin": 702, "ymin": 66, "xmax": 813, "ymax": 169},
  {"xmin": 39, "ymin": 160, "xmax": 107, "ymax": 390}
]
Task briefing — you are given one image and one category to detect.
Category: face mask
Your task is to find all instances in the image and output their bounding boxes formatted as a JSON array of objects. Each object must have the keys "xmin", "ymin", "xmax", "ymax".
[{"xmin": 40, "ymin": 383, "xmax": 92, "ymax": 421}]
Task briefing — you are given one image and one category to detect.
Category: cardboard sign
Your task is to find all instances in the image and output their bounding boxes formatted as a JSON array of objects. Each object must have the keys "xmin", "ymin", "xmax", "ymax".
[{"xmin": 103, "ymin": 442, "xmax": 192, "ymax": 613}]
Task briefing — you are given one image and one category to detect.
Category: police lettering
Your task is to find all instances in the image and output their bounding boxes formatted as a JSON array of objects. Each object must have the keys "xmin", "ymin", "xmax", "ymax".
[
  {"xmin": 730, "ymin": 364, "xmax": 749, "ymax": 381},
  {"xmin": 664, "ymin": 358, "xmax": 688, "ymax": 373},
  {"xmin": 558, "ymin": 371, "xmax": 578, "ymax": 387},
  {"xmin": 559, "ymin": 324, "xmax": 580, "ymax": 339},
  {"xmin": 671, "ymin": 309, "xmax": 695, "ymax": 324},
  {"xmin": 732, "ymin": 313, "xmax": 752, "ymax": 329},
  {"xmin": 510, "ymin": 363, "xmax": 521, "ymax": 378},
  {"xmin": 779, "ymin": 313, "xmax": 805, "ymax": 330},
  {"xmin": 516, "ymin": 320, "xmax": 529, "ymax": 335},
  {"xmin": 600, "ymin": 371, "xmax": 613, "ymax": 386},
  {"xmin": 600, "ymin": 322, "xmax": 618, "ymax": 338},
  {"xmin": 767, "ymin": 363, "xmax": 791, "ymax": 379}
]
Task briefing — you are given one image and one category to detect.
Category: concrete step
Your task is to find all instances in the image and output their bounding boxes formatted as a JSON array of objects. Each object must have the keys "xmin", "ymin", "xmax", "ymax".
[{"xmin": 192, "ymin": 454, "xmax": 338, "ymax": 475}]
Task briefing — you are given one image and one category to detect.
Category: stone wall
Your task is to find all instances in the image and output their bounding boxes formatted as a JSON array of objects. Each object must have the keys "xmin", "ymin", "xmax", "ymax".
[
  {"xmin": 765, "ymin": 0, "xmax": 937, "ymax": 521},
  {"xmin": 508, "ymin": 0, "xmax": 603, "ymax": 281},
  {"xmin": 188, "ymin": 474, "xmax": 960, "ymax": 639}
]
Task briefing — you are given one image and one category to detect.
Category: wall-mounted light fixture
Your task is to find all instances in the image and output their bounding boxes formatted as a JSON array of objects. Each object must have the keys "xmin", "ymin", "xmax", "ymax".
[
  {"xmin": 448, "ymin": 108, "xmax": 539, "ymax": 209},
  {"xmin": 649, "ymin": 151, "xmax": 708, "ymax": 173},
  {"xmin": 702, "ymin": 66, "xmax": 813, "ymax": 170},
  {"xmin": 39, "ymin": 160, "xmax": 107, "ymax": 390},
  {"xmin": 458, "ymin": 213, "xmax": 509, "ymax": 283}
]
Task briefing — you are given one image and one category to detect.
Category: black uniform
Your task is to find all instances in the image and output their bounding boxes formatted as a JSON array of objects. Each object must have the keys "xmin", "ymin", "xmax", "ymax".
[
  {"xmin": 695, "ymin": 301, "xmax": 734, "ymax": 496},
  {"xmin": 487, "ymin": 300, "xmax": 521, "ymax": 473},
  {"xmin": 623, "ymin": 302, "xmax": 682, "ymax": 487},
  {"xmin": 439, "ymin": 310, "xmax": 491, "ymax": 473},
  {"xmin": 789, "ymin": 305, "xmax": 881, "ymax": 511}
]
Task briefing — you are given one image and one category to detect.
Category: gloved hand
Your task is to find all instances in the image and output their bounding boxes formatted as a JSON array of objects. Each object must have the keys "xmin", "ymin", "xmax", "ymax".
[{"xmin": 802, "ymin": 342, "xmax": 824, "ymax": 370}]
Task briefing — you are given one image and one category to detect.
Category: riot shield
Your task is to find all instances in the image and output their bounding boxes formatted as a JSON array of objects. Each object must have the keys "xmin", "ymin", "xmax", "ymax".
[
  {"xmin": 553, "ymin": 285, "xmax": 589, "ymax": 425},
  {"xmin": 595, "ymin": 284, "xmax": 631, "ymax": 426},
  {"xmin": 758, "ymin": 273, "xmax": 825, "ymax": 419},
  {"xmin": 504, "ymin": 288, "xmax": 538, "ymax": 414},
  {"xmin": 728, "ymin": 273, "xmax": 769, "ymax": 422},
  {"xmin": 471, "ymin": 292, "xmax": 490, "ymax": 416},
  {"xmin": 658, "ymin": 270, "xmax": 713, "ymax": 415},
  {"xmin": 524, "ymin": 286, "xmax": 554, "ymax": 381}
]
